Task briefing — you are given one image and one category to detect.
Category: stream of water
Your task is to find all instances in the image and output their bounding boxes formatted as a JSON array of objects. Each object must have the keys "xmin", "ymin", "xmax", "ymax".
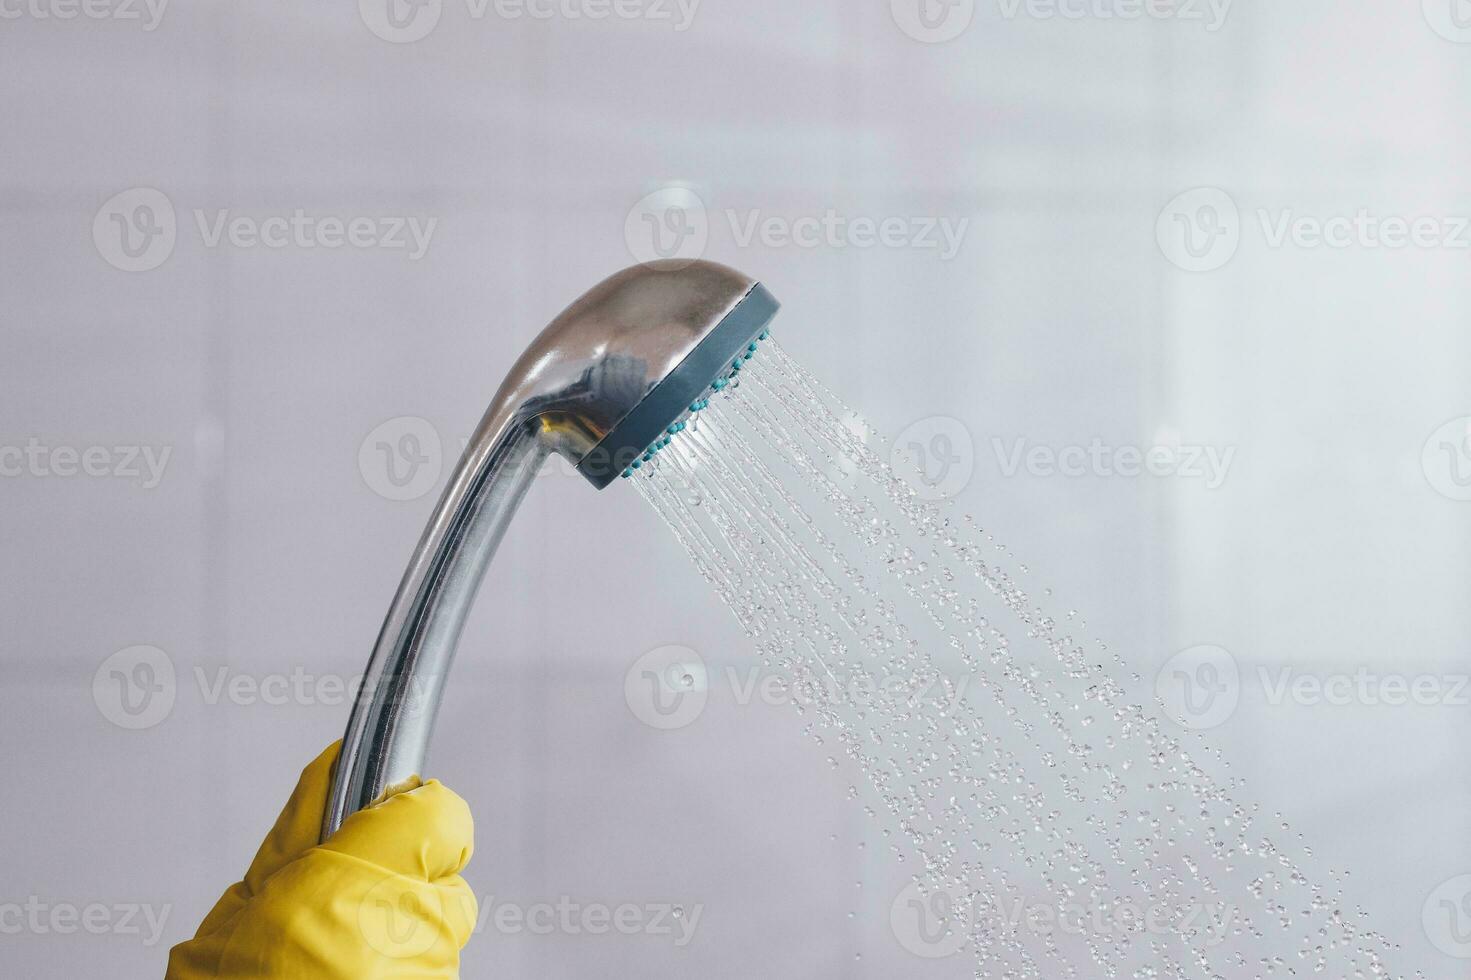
[{"xmin": 631, "ymin": 340, "xmax": 1405, "ymax": 979}]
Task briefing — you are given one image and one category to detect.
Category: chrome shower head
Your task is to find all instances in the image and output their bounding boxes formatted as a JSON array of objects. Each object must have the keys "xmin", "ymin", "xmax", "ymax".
[
  {"xmin": 510, "ymin": 259, "xmax": 779, "ymax": 487},
  {"xmin": 323, "ymin": 260, "xmax": 780, "ymax": 838}
]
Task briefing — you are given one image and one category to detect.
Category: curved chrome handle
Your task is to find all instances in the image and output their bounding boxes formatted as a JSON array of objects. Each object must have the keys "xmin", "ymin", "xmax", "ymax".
[
  {"xmin": 321, "ymin": 261, "xmax": 771, "ymax": 840},
  {"xmin": 323, "ymin": 413, "xmax": 547, "ymax": 839}
]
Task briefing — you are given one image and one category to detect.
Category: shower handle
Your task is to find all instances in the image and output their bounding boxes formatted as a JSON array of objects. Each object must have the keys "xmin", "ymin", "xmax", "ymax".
[
  {"xmin": 323, "ymin": 410, "xmax": 547, "ymax": 839},
  {"xmin": 322, "ymin": 260, "xmax": 780, "ymax": 841}
]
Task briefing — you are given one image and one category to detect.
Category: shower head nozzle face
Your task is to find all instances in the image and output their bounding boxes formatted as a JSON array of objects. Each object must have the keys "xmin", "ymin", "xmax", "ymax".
[
  {"xmin": 489, "ymin": 260, "xmax": 780, "ymax": 488},
  {"xmin": 575, "ymin": 278, "xmax": 778, "ymax": 487}
]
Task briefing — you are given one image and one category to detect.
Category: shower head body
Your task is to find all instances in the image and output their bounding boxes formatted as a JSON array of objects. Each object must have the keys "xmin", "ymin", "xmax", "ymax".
[{"xmin": 323, "ymin": 260, "xmax": 779, "ymax": 838}]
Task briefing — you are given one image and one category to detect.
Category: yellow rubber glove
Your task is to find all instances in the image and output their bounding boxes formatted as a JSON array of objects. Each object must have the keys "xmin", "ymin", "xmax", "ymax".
[{"xmin": 166, "ymin": 742, "xmax": 477, "ymax": 979}]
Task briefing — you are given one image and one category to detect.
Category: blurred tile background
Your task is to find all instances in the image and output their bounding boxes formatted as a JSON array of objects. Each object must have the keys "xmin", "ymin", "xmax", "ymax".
[{"xmin": 1, "ymin": 0, "xmax": 1468, "ymax": 976}]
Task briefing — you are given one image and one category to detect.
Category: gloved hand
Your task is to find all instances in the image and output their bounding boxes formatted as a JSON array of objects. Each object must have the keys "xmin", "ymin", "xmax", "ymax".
[{"xmin": 166, "ymin": 742, "xmax": 477, "ymax": 979}]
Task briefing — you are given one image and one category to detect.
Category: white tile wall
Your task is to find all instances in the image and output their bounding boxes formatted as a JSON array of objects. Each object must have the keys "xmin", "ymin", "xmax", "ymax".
[{"xmin": 1, "ymin": 0, "xmax": 1467, "ymax": 976}]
